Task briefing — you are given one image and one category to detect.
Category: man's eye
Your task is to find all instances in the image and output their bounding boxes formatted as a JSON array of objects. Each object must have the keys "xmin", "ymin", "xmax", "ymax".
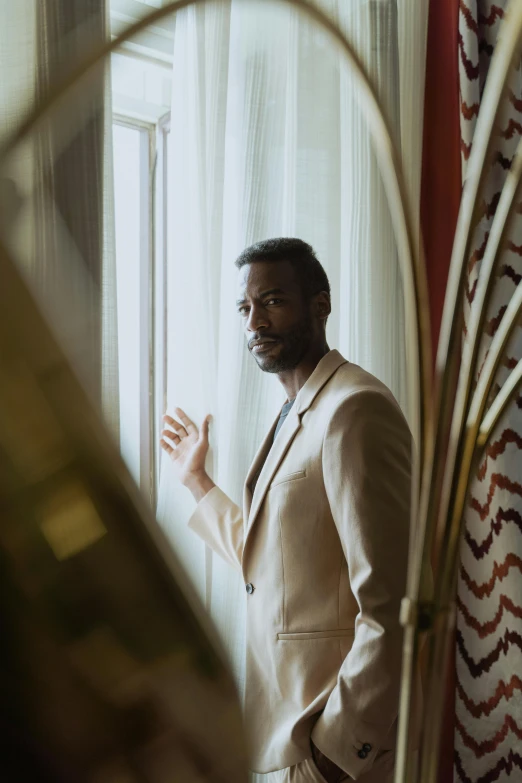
[
  {"xmin": 238, "ymin": 307, "xmax": 249, "ymax": 316},
  {"xmin": 265, "ymin": 299, "xmax": 282, "ymax": 306}
]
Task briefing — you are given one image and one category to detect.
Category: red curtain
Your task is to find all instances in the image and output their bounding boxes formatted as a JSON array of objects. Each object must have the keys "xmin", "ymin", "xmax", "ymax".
[
  {"xmin": 420, "ymin": 0, "xmax": 461, "ymax": 780},
  {"xmin": 421, "ymin": 0, "xmax": 461, "ymax": 353}
]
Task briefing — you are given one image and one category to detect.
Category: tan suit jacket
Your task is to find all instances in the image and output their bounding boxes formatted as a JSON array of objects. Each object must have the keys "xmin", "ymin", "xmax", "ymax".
[{"xmin": 188, "ymin": 350, "xmax": 414, "ymax": 778}]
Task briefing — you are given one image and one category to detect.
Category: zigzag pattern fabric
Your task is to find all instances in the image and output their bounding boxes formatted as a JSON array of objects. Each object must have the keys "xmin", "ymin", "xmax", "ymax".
[{"xmin": 457, "ymin": 2, "xmax": 522, "ymax": 781}]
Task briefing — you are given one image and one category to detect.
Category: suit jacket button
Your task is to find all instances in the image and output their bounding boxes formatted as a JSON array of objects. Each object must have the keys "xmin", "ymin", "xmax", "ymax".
[
  {"xmin": 357, "ymin": 749, "xmax": 368, "ymax": 759},
  {"xmin": 245, "ymin": 583, "xmax": 255, "ymax": 594},
  {"xmin": 363, "ymin": 744, "xmax": 372, "ymax": 752}
]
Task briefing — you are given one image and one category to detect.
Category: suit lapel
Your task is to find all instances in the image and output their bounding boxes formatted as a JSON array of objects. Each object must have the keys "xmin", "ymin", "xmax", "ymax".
[
  {"xmin": 242, "ymin": 413, "xmax": 279, "ymax": 522},
  {"xmin": 246, "ymin": 405, "xmax": 302, "ymax": 533},
  {"xmin": 242, "ymin": 349, "xmax": 349, "ymax": 548}
]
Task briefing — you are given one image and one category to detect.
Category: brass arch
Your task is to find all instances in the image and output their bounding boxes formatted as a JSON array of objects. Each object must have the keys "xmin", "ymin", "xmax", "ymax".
[
  {"xmin": 0, "ymin": 0, "xmax": 432, "ymax": 472},
  {"xmin": 2, "ymin": 1, "xmax": 522, "ymax": 782},
  {"xmin": 0, "ymin": 17, "xmax": 434, "ymax": 777}
]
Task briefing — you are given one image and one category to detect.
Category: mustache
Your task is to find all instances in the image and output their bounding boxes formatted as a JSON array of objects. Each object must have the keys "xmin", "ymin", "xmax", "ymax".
[{"xmin": 248, "ymin": 335, "xmax": 281, "ymax": 350}]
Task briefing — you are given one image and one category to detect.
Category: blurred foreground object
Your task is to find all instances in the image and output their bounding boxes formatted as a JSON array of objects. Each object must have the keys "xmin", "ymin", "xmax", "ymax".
[{"xmin": 0, "ymin": 239, "xmax": 248, "ymax": 782}]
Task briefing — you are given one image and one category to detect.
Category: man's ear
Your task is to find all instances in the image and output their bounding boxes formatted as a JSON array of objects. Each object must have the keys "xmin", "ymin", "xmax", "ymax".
[{"xmin": 314, "ymin": 292, "xmax": 331, "ymax": 321}]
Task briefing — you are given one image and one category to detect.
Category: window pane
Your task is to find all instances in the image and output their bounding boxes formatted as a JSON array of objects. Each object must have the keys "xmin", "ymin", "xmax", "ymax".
[{"xmin": 113, "ymin": 123, "xmax": 142, "ymax": 485}]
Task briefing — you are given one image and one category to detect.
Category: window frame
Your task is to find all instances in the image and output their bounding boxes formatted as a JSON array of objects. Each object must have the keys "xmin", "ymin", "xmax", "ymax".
[
  {"xmin": 152, "ymin": 112, "xmax": 170, "ymax": 508},
  {"xmin": 113, "ymin": 114, "xmax": 155, "ymax": 506}
]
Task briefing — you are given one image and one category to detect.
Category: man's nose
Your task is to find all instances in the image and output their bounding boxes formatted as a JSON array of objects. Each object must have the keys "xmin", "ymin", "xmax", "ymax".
[{"xmin": 246, "ymin": 306, "xmax": 269, "ymax": 333}]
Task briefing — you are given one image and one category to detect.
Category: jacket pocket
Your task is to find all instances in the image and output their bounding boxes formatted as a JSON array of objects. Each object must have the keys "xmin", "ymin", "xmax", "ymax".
[
  {"xmin": 277, "ymin": 628, "xmax": 354, "ymax": 641},
  {"xmin": 270, "ymin": 469, "xmax": 307, "ymax": 489}
]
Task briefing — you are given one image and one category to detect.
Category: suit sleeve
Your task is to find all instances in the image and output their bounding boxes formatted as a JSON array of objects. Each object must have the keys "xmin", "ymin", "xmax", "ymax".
[
  {"xmin": 311, "ymin": 389, "xmax": 412, "ymax": 780},
  {"xmin": 187, "ymin": 486, "xmax": 244, "ymax": 571}
]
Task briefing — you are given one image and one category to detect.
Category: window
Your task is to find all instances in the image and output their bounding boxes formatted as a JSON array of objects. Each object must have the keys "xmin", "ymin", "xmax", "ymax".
[
  {"xmin": 112, "ymin": 114, "xmax": 170, "ymax": 508},
  {"xmin": 113, "ymin": 119, "xmax": 151, "ymax": 495},
  {"xmin": 110, "ymin": 1, "xmax": 173, "ymax": 506}
]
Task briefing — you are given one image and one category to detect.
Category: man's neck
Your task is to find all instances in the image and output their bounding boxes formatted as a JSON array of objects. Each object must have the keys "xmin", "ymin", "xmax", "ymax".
[{"xmin": 277, "ymin": 343, "xmax": 330, "ymax": 401}]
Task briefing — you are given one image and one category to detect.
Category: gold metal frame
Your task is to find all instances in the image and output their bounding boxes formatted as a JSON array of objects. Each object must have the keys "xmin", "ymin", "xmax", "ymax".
[
  {"xmin": 0, "ymin": 0, "xmax": 432, "ymax": 467},
  {"xmin": 1, "ymin": 0, "xmax": 522, "ymax": 781}
]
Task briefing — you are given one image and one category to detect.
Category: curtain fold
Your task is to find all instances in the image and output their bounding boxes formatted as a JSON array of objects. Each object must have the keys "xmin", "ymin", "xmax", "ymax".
[{"xmin": 157, "ymin": 2, "xmax": 429, "ymax": 778}]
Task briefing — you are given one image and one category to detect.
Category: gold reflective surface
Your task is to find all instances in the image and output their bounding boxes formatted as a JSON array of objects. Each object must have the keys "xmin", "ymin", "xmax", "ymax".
[{"xmin": 0, "ymin": 240, "xmax": 248, "ymax": 781}]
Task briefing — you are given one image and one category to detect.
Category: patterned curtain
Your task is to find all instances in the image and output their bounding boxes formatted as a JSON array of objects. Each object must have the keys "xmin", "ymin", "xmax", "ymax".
[{"xmin": 457, "ymin": 2, "xmax": 522, "ymax": 781}]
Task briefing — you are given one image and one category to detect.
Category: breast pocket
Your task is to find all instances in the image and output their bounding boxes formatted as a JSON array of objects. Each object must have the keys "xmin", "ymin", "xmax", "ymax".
[{"xmin": 269, "ymin": 469, "xmax": 307, "ymax": 490}]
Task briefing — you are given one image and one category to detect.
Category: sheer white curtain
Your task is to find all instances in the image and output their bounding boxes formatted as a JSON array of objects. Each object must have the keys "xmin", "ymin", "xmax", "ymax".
[{"xmin": 157, "ymin": 0, "xmax": 428, "ymax": 776}]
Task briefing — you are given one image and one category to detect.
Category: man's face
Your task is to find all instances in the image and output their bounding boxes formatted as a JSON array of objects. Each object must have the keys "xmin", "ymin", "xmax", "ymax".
[{"xmin": 236, "ymin": 260, "xmax": 315, "ymax": 373}]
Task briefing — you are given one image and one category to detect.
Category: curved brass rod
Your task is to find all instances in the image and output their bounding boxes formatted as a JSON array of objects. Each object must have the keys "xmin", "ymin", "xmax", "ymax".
[
  {"xmin": 437, "ymin": 157, "xmax": 522, "ymax": 606},
  {"xmin": 419, "ymin": 332, "xmax": 522, "ymax": 783},
  {"xmin": 395, "ymin": 625, "xmax": 423, "ymax": 783},
  {"xmin": 418, "ymin": 0, "xmax": 522, "ymax": 585},
  {"xmin": 414, "ymin": 3, "xmax": 522, "ymax": 782},
  {"xmin": 417, "ymin": 279, "xmax": 522, "ymax": 783},
  {"xmin": 416, "ymin": 0, "xmax": 522, "ymax": 581},
  {"xmin": 417, "ymin": 355, "xmax": 522, "ymax": 783},
  {"xmin": 434, "ymin": 284, "xmax": 522, "ymax": 609},
  {"xmin": 460, "ymin": 136, "xmax": 522, "ymax": 420},
  {"xmin": 478, "ymin": 358, "xmax": 522, "ymax": 448},
  {"xmin": 418, "ymin": 605, "xmax": 457, "ymax": 783},
  {"xmin": 393, "ymin": 11, "xmax": 522, "ymax": 772},
  {"xmin": 468, "ymin": 280, "xmax": 522, "ymax": 436},
  {"xmin": 424, "ymin": 0, "xmax": 522, "ymax": 565},
  {"xmin": 0, "ymin": 0, "xmax": 431, "ymax": 474},
  {"xmin": 435, "ymin": 0, "xmax": 522, "ymax": 378}
]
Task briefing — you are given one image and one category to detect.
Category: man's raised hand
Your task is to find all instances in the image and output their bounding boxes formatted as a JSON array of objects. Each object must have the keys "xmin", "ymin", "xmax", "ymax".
[{"xmin": 161, "ymin": 407, "xmax": 211, "ymax": 489}]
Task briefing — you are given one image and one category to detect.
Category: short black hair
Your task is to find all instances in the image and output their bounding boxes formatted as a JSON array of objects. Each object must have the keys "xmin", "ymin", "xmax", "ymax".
[{"xmin": 234, "ymin": 237, "xmax": 331, "ymax": 300}]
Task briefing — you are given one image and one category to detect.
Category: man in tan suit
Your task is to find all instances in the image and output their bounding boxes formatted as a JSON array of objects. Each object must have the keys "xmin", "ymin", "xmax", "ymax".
[{"xmin": 161, "ymin": 238, "xmax": 412, "ymax": 782}]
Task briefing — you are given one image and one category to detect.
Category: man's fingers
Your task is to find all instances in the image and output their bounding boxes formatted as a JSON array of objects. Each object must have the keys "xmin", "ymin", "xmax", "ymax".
[
  {"xmin": 174, "ymin": 407, "xmax": 197, "ymax": 434},
  {"xmin": 162, "ymin": 428, "xmax": 180, "ymax": 445},
  {"xmin": 201, "ymin": 415, "xmax": 211, "ymax": 442},
  {"xmin": 163, "ymin": 414, "xmax": 188, "ymax": 438},
  {"xmin": 160, "ymin": 438, "xmax": 174, "ymax": 455},
  {"xmin": 162, "ymin": 409, "xmax": 208, "ymax": 440}
]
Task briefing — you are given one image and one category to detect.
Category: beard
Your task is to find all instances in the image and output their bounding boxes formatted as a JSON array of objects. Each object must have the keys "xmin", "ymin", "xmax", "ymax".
[{"xmin": 250, "ymin": 318, "xmax": 313, "ymax": 373}]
